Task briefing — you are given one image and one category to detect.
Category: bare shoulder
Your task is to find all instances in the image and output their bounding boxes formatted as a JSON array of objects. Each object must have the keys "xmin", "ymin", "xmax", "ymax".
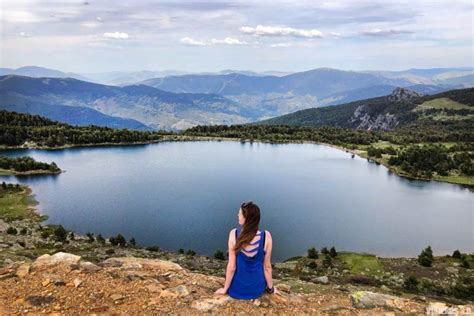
[
  {"xmin": 228, "ymin": 228, "xmax": 237, "ymax": 241},
  {"xmin": 264, "ymin": 230, "xmax": 272, "ymax": 245}
]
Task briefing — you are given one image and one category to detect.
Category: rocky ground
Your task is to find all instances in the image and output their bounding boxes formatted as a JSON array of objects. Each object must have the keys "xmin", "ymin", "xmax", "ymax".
[
  {"xmin": 1, "ymin": 252, "xmax": 472, "ymax": 315},
  {"xmin": 1, "ymin": 186, "xmax": 473, "ymax": 314}
]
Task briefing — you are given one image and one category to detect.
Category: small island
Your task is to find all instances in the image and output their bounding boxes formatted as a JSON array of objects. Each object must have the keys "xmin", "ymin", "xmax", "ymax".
[{"xmin": 0, "ymin": 156, "xmax": 61, "ymax": 176}]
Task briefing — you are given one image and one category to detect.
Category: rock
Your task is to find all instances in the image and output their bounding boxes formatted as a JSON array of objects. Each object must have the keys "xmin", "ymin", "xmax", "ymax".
[
  {"xmin": 16, "ymin": 264, "xmax": 30, "ymax": 278},
  {"xmin": 314, "ymin": 276, "xmax": 329, "ymax": 284},
  {"xmin": 426, "ymin": 302, "xmax": 473, "ymax": 315},
  {"xmin": 53, "ymin": 278, "xmax": 66, "ymax": 286},
  {"xmin": 26, "ymin": 296, "xmax": 54, "ymax": 306},
  {"xmin": 110, "ymin": 294, "xmax": 125, "ymax": 302},
  {"xmin": 73, "ymin": 278, "xmax": 82, "ymax": 288},
  {"xmin": 159, "ymin": 285, "xmax": 189, "ymax": 298},
  {"xmin": 79, "ymin": 261, "xmax": 101, "ymax": 273},
  {"xmin": 146, "ymin": 283, "xmax": 164, "ymax": 293},
  {"xmin": 191, "ymin": 296, "xmax": 231, "ymax": 312},
  {"xmin": 253, "ymin": 299, "xmax": 261, "ymax": 306},
  {"xmin": 351, "ymin": 291, "xmax": 407, "ymax": 310},
  {"xmin": 42, "ymin": 279, "xmax": 51, "ymax": 287},
  {"xmin": 34, "ymin": 252, "xmax": 81, "ymax": 267},
  {"xmin": 277, "ymin": 283, "xmax": 291, "ymax": 293},
  {"xmin": 103, "ymin": 257, "xmax": 184, "ymax": 271},
  {"xmin": 0, "ymin": 219, "xmax": 8, "ymax": 233}
]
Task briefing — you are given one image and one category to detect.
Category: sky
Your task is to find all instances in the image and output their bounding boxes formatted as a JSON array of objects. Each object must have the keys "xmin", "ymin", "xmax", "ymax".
[{"xmin": 1, "ymin": 0, "xmax": 473, "ymax": 73}]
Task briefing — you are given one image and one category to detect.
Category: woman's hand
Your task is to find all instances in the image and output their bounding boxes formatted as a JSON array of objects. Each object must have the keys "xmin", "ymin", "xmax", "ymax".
[{"xmin": 214, "ymin": 287, "xmax": 227, "ymax": 295}]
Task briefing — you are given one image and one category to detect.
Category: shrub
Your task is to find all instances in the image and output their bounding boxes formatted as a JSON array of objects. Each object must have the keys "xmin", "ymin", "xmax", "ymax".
[
  {"xmin": 418, "ymin": 246, "xmax": 434, "ymax": 267},
  {"xmin": 68, "ymin": 232, "xmax": 75, "ymax": 240},
  {"xmin": 19, "ymin": 228, "xmax": 27, "ymax": 235},
  {"xmin": 403, "ymin": 276, "xmax": 419, "ymax": 292},
  {"xmin": 6, "ymin": 227, "xmax": 18, "ymax": 235},
  {"xmin": 109, "ymin": 234, "xmax": 126, "ymax": 247},
  {"xmin": 186, "ymin": 249, "xmax": 196, "ymax": 256},
  {"xmin": 452, "ymin": 250, "xmax": 462, "ymax": 259},
  {"xmin": 129, "ymin": 237, "xmax": 136, "ymax": 247},
  {"xmin": 178, "ymin": 248, "xmax": 185, "ymax": 254},
  {"xmin": 321, "ymin": 247, "xmax": 329, "ymax": 255},
  {"xmin": 329, "ymin": 246, "xmax": 337, "ymax": 257},
  {"xmin": 54, "ymin": 226, "xmax": 68, "ymax": 242},
  {"xmin": 40, "ymin": 230, "xmax": 50, "ymax": 239},
  {"xmin": 307, "ymin": 261, "xmax": 318, "ymax": 269},
  {"xmin": 86, "ymin": 232, "xmax": 95, "ymax": 243},
  {"xmin": 307, "ymin": 247, "xmax": 319, "ymax": 259},
  {"xmin": 323, "ymin": 254, "xmax": 333, "ymax": 268},
  {"xmin": 146, "ymin": 246, "xmax": 160, "ymax": 252},
  {"xmin": 96, "ymin": 234, "xmax": 105, "ymax": 244},
  {"xmin": 214, "ymin": 250, "xmax": 226, "ymax": 260},
  {"xmin": 349, "ymin": 275, "xmax": 378, "ymax": 286},
  {"xmin": 460, "ymin": 255, "xmax": 470, "ymax": 269}
]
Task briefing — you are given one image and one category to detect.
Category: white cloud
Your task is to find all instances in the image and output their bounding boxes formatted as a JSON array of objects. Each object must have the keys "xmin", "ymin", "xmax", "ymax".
[
  {"xmin": 361, "ymin": 28, "xmax": 413, "ymax": 36},
  {"xmin": 18, "ymin": 32, "xmax": 31, "ymax": 38},
  {"xmin": 240, "ymin": 25, "xmax": 323, "ymax": 38},
  {"xmin": 181, "ymin": 36, "xmax": 247, "ymax": 46},
  {"xmin": 1, "ymin": 10, "xmax": 40, "ymax": 23},
  {"xmin": 103, "ymin": 32, "xmax": 129, "ymax": 39},
  {"xmin": 180, "ymin": 37, "xmax": 206, "ymax": 46},
  {"xmin": 270, "ymin": 43, "xmax": 292, "ymax": 48},
  {"xmin": 210, "ymin": 37, "xmax": 246, "ymax": 45}
]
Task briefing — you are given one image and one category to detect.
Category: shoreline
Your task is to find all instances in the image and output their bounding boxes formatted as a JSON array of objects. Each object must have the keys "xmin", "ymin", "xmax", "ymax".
[
  {"xmin": 2, "ymin": 183, "xmax": 472, "ymax": 262},
  {"xmin": 0, "ymin": 135, "xmax": 472, "ymax": 187},
  {"xmin": 0, "ymin": 168, "xmax": 62, "ymax": 176}
]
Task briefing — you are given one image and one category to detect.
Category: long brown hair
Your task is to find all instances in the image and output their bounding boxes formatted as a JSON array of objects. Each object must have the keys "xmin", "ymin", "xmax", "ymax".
[{"xmin": 234, "ymin": 201, "xmax": 261, "ymax": 252}]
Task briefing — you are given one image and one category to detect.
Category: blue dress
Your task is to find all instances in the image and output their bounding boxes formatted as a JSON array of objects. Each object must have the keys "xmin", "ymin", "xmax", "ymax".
[{"xmin": 228, "ymin": 228, "xmax": 266, "ymax": 299}]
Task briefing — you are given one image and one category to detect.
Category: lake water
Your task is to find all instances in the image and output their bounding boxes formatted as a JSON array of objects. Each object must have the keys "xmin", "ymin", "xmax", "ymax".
[{"xmin": 1, "ymin": 141, "xmax": 472, "ymax": 262}]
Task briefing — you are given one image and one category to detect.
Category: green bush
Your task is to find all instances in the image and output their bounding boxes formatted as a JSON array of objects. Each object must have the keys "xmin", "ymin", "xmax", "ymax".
[
  {"xmin": 146, "ymin": 246, "xmax": 160, "ymax": 252},
  {"xmin": 307, "ymin": 247, "xmax": 319, "ymax": 259},
  {"xmin": 54, "ymin": 226, "xmax": 68, "ymax": 242},
  {"xmin": 452, "ymin": 250, "xmax": 462, "ymax": 259},
  {"xmin": 418, "ymin": 246, "xmax": 434, "ymax": 267},
  {"xmin": 96, "ymin": 234, "xmax": 105, "ymax": 244},
  {"xmin": 6, "ymin": 227, "xmax": 17, "ymax": 235},
  {"xmin": 186, "ymin": 249, "xmax": 196, "ymax": 256},
  {"xmin": 307, "ymin": 261, "xmax": 318, "ymax": 269},
  {"xmin": 109, "ymin": 234, "xmax": 126, "ymax": 247},
  {"xmin": 178, "ymin": 248, "xmax": 185, "ymax": 254},
  {"xmin": 321, "ymin": 247, "xmax": 329, "ymax": 255},
  {"xmin": 329, "ymin": 246, "xmax": 337, "ymax": 257},
  {"xmin": 129, "ymin": 237, "xmax": 136, "ymax": 247},
  {"xmin": 323, "ymin": 254, "xmax": 333, "ymax": 268},
  {"xmin": 214, "ymin": 250, "xmax": 226, "ymax": 260},
  {"xmin": 403, "ymin": 276, "xmax": 419, "ymax": 292}
]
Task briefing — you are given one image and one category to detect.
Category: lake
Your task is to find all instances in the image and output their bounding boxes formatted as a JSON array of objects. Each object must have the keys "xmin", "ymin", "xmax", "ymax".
[{"xmin": 1, "ymin": 141, "xmax": 472, "ymax": 262}]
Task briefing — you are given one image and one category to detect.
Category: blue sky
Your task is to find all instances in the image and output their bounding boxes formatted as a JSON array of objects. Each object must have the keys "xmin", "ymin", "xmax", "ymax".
[{"xmin": 1, "ymin": 0, "xmax": 473, "ymax": 73}]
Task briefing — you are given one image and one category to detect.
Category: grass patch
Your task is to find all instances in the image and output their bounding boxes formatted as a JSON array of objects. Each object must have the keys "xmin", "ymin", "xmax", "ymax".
[
  {"xmin": 414, "ymin": 98, "xmax": 474, "ymax": 111},
  {"xmin": 0, "ymin": 186, "xmax": 44, "ymax": 222},
  {"xmin": 338, "ymin": 252, "xmax": 385, "ymax": 276}
]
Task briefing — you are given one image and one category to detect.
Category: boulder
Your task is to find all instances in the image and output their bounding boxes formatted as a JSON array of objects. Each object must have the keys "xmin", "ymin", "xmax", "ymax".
[
  {"xmin": 426, "ymin": 302, "xmax": 474, "ymax": 315},
  {"xmin": 34, "ymin": 252, "xmax": 81, "ymax": 267},
  {"xmin": 159, "ymin": 285, "xmax": 189, "ymax": 298},
  {"xmin": 103, "ymin": 257, "xmax": 184, "ymax": 271},
  {"xmin": 16, "ymin": 264, "xmax": 30, "ymax": 278},
  {"xmin": 351, "ymin": 291, "xmax": 407, "ymax": 310},
  {"xmin": 314, "ymin": 276, "xmax": 329, "ymax": 284},
  {"xmin": 191, "ymin": 296, "xmax": 232, "ymax": 312}
]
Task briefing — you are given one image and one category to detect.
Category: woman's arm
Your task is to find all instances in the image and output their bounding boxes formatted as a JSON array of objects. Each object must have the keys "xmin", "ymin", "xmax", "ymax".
[
  {"xmin": 215, "ymin": 229, "xmax": 237, "ymax": 294},
  {"xmin": 263, "ymin": 230, "xmax": 273, "ymax": 289}
]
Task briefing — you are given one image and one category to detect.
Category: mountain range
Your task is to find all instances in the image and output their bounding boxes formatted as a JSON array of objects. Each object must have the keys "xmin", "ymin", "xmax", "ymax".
[
  {"xmin": 257, "ymin": 87, "xmax": 474, "ymax": 130},
  {"xmin": 0, "ymin": 75, "xmax": 252, "ymax": 130},
  {"xmin": 0, "ymin": 66, "xmax": 472, "ymax": 130}
]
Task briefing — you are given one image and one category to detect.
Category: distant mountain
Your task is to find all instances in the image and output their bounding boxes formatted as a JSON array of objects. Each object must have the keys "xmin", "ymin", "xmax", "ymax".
[
  {"xmin": 257, "ymin": 87, "xmax": 474, "ymax": 130},
  {"xmin": 320, "ymin": 84, "xmax": 456, "ymax": 106},
  {"xmin": 0, "ymin": 75, "xmax": 252, "ymax": 130},
  {"xmin": 141, "ymin": 68, "xmax": 411, "ymax": 97},
  {"xmin": 0, "ymin": 94, "xmax": 151, "ymax": 130},
  {"xmin": 81, "ymin": 70, "xmax": 189, "ymax": 86},
  {"xmin": 366, "ymin": 67, "xmax": 474, "ymax": 86},
  {"xmin": 0, "ymin": 66, "xmax": 89, "ymax": 81}
]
